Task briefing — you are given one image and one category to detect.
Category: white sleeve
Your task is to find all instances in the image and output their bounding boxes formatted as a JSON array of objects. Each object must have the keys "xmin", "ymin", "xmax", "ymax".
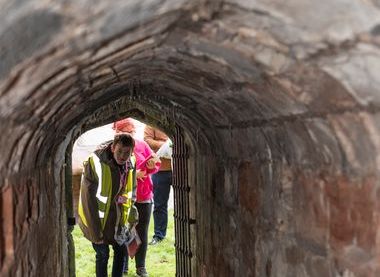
[{"xmin": 156, "ymin": 139, "xmax": 173, "ymax": 159}]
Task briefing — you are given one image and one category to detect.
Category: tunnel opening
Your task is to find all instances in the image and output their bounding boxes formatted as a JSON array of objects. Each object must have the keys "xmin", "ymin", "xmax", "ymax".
[
  {"xmin": 68, "ymin": 118, "xmax": 178, "ymax": 276},
  {"xmin": 64, "ymin": 109, "xmax": 197, "ymax": 277}
]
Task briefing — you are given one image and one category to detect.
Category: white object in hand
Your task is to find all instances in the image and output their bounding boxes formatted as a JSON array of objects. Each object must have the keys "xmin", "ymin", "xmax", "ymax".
[{"xmin": 156, "ymin": 139, "xmax": 172, "ymax": 159}]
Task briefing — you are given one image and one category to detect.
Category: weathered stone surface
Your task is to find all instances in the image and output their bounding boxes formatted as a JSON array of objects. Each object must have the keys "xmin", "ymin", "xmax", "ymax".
[
  {"xmin": 0, "ymin": 10, "xmax": 63, "ymax": 79},
  {"xmin": 1, "ymin": 0, "xmax": 380, "ymax": 276},
  {"xmin": 322, "ymin": 44, "xmax": 380, "ymax": 106}
]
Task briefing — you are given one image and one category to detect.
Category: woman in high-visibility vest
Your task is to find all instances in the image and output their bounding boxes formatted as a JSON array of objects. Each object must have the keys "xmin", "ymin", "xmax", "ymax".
[{"xmin": 78, "ymin": 133, "xmax": 137, "ymax": 277}]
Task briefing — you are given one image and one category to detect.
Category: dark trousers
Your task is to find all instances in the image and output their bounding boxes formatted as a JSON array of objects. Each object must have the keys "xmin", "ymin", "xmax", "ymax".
[
  {"xmin": 152, "ymin": 171, "xmax": 172, "ymax": 240},
  {"xmin": 124, "ymin": 202, "xmax": 152, "ymax": 271},
  {"xmin": 92, "ymin": 242, "xmax": 125, "ymax": 277}
]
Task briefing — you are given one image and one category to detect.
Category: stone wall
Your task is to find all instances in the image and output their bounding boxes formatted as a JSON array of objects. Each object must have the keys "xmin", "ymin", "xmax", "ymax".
[{"xmin": 1, "ymin": 0, "xmax": 380, "ymax": 276}]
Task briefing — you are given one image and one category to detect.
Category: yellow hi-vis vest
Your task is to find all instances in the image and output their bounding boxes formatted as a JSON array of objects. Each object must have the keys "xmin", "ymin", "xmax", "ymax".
[{"xmin": 78, "ymin": 154, "xmax": 136, "ymax": 230}]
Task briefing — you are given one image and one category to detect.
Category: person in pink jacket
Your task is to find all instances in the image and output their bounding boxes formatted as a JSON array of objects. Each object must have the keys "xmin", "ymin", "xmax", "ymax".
[{"xmin": 113, "ymin": 118, "xmax": 160, "ymax": 277}]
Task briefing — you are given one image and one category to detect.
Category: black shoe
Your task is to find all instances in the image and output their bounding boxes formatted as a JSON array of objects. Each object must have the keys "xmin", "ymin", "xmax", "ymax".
[
  {"xmin": 148, "ymin": 237, "xmax": 163, "ymax": 245},
  {"xmin": 136, "ymin": 267, "xmax": 149, "ymax": 277}
]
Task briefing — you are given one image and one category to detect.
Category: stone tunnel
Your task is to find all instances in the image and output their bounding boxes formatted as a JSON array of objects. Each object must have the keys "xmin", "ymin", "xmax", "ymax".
[{"xmin": 1, "ymin": 0, "xmax": 380, "ymax": 276}]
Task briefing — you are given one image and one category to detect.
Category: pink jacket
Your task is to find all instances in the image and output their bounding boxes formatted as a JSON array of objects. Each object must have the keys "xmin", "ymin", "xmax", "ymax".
[{"xmin": 134, "ymin": 139, "xmax": 160, "ymax": 202}]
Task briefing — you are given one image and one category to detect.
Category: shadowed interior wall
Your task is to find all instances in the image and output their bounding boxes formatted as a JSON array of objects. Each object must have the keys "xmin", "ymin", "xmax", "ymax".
[{"xmin": 1, "ymin": 1, "xmax": 380, "ymax": 276}]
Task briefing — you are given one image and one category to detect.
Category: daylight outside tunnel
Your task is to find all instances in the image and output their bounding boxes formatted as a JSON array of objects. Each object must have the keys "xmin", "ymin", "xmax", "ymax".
[
  {"xmin": 71, "ymin": 119, "xmax": 177, "ymax": 276},
  {"xmin": 1, "ymin": 1, "xmax": 380, "ymax": 277}
]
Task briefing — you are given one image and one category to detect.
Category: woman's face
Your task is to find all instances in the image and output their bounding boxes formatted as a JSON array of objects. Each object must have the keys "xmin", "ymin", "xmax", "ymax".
[{"xmin": 111, "ymin": 143, "xmax": 132, "ymax": 165}]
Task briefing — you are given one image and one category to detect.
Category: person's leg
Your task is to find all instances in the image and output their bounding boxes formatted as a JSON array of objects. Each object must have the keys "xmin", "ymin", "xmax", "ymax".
[
  {"xmin": 92, "ymin": 243, "xmax": 110, "ymax": 277},
  {"xmin": 135, "ymin": 202, "xmax": 152, "ymax": 271},
  {"xmin": 123, "ymin": 251, "xmax": 129, "ymax": 273},
  {"xmin": 152, "ymin": 171, "xmax": 172, "ymax": 240},
  {"xmin": 111, "ymin": 243, "xmax": 125, "ymax": 277}
]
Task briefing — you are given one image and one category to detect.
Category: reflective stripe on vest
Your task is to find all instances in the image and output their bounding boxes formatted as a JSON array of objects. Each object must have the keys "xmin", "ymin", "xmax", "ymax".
[
  {"xmin": 92, "ymin": 154, "xmax": 108, "ymax": 205},
  {"xmin": 88, "ymin": 154, "xmax": 112, "ymax": 228}
]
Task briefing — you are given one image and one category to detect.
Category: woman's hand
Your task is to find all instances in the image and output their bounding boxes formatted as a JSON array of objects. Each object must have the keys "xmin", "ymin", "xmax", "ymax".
[
  {"xmin": 136, "ymin": 169, "xmax": 147, "ymax": 180},
  {"xmin": 146, "ymin": 153, "xmax": 160, "ymax": 169},
  {"xmin": 146, "ymin": 159, "xmax": 155, "ymax": 169}
]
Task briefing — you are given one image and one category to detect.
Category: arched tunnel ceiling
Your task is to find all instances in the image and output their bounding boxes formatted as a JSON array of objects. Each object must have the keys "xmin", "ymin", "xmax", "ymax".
[
  {"xmin": 2, "ymin": 1, "xmax": 380, "ymax": 276},
  {"xmin": 1, "ymin": 0, "xmax": 380, "ymax": 174}
]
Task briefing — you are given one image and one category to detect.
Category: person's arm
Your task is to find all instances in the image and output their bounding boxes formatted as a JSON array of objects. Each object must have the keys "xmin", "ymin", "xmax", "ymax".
[
  {"xmin": 144, "ymin": 126, "xmax": 165, "ymax": 152},
  {"xmin": 80, "ymin": 159, "xmax": 103, "ymax": 243},
  {"xmin": 128, "ymin": 167, "xmax": 138, "ymax": 226},
  {"xmin": 142, "ymin": 141, "xmax": 161, "ymax": 174},
  {"xmin": 135, "ymin": 143, "xmax": 160, "ymax": 183}
]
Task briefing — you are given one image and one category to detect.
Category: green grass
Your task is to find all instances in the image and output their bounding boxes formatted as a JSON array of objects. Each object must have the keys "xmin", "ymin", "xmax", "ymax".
[{"xmin": 73, "ymin": 209, "xmax": 176, "ymax": 276}]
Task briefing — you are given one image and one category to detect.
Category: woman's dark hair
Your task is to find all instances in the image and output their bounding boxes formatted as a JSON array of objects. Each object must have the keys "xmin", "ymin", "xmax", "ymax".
[{"xmin": 113, "ymin": 133, "xmax": 135, "ymax": 148}]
